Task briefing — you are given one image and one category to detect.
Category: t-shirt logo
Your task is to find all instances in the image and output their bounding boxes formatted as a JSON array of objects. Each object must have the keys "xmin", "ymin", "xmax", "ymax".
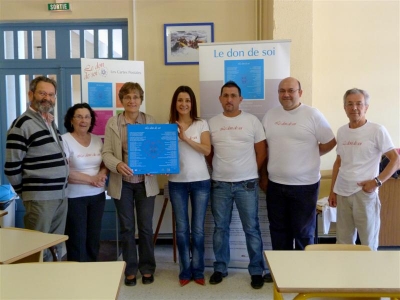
[
  {"xmin": 342, "ymin": 140, "xmax": 362, "ymax": 146},
  {"xmin": 220, "ymin": 126, "xmax": 243, "ymax": 131},
  {"xmin": 274, "ymin": 121, "xmax": 296, "ymax": 126}
]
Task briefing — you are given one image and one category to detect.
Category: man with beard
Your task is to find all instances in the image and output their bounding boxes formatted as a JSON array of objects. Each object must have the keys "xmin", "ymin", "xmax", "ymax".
[{"xmin": 4, "ymin": 76, "xmax": 69, "ymax": 261}]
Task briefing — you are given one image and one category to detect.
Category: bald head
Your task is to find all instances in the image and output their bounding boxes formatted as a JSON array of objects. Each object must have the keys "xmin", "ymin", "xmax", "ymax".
[
  {"xmin": 278, "ymin": 77, "xmax": 303, "ymax": 111},
  {"xmin": 278, "ymin": 77, "xmax": 301, "ymax": 91}
]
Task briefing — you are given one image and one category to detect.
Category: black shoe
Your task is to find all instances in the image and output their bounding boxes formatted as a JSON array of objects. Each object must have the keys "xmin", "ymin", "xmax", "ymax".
[
  {"xmin": 142, "ymin": 274, "xmax": 154, "ymax": 284},
  {"xmin": 124, "ymin": 276, "xmax": 137, "ymax": 286},
  {"xmin": 263, "ymin": 273, "xmax": 273, "ymax": 283},
  {"xmin": 209, "ymin": 271, "xmax": 227, "ymax": 285},
  {"xmin": 251, "ymin": 275, "xmax": 264, "ymax": 289}
]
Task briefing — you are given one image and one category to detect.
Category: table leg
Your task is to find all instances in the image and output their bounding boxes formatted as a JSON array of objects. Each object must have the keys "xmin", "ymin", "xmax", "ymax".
[{"xmin": 273, "ymin": 284, "xmax": 284, "ymax": 300}]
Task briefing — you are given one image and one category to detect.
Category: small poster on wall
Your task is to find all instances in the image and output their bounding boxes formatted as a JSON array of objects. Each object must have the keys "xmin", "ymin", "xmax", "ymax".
[{"xmin": 81, "ymin": 58, "xmax": 146, "ymax": 136}]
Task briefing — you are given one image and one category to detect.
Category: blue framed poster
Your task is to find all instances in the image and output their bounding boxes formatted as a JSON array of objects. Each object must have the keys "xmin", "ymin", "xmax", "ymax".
[{"xmin": 127, "ymin": 124, "xmax": 179, "ymax": 174}]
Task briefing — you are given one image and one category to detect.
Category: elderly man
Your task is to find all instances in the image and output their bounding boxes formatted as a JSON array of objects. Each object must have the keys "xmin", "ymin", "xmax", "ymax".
[
  {"xmin": 261, "ymin": 77, "xmax": 336, "ymax": 253},
  {"xmin": 328, "ymin": 88, "xmax": 399, "ymax": 250},
  {"xmin": 207, "ymin": 81, "xmax": 267, "ymax": 289},
  {"xmin": 4, "ymin": 76, "xmax": 69, "ymax": 261}
]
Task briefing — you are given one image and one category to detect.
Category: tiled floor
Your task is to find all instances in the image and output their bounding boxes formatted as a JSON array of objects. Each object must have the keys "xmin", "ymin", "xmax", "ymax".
[
  {"xmin": 98, "ymin": 242, "xmax": 394, "ymax": 300},
  {"xmin": 116, "ymin": 244, "xmax": 277, "ymax": 300}
]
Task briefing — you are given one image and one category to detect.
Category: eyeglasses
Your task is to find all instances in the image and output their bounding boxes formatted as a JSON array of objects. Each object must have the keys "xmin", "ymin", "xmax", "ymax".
[
  {"xmin": 73, "ymin": 115, "xmax": 92, "ymax": 120},
  {"xmin": 123, "ymin": 95, "xmax": 141, "ymax": 101},
  {"xmin": 35, "ymin": 91, "xmax": 57, "ymax": 99},
  {"xmin": 278, "ymin": 89, "xmax": 299, "ymax": 95}
]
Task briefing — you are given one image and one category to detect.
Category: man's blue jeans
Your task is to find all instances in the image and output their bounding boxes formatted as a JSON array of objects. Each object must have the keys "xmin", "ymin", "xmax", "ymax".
[
  {"xmin": 169, "ymin": 179, "xmax": 210, "ymax": 280},
  {"xmin": 211, "ymin": 179, "xmax": 264, "ymax": 276},
  {"xmin": 266, "ymin": 180, "xmax": 319, "ymax": 250}
]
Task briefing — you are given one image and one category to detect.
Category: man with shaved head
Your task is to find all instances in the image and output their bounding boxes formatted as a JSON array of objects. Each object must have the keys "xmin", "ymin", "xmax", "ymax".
[{"xmin": 261, "ymin": 77, "xmax": 336, "ymax": 258}]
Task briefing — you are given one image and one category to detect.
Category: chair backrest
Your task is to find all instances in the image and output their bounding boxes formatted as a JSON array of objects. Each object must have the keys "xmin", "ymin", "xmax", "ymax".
[{"xmin": 305, "ymin": 244, "xmax": 371, "ymax": 251}]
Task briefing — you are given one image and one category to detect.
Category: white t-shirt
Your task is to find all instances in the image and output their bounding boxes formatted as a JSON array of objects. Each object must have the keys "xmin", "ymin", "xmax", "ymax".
[
  {"xmin": 62, "ymin": 132, "xmax": 105, "ymax": 198},
  {"xmin": 208, "ymin": 111, "xmax": 266, "ymax": 182},
  {"xmin": 169, "ymin": 119, "xmax": 210, "ymax": 182},
  {"xmin": 334, "ymin": 121, "xmax": 394, "ymax": 196},
  {"xmin": 262, "ymin": 104, "xmax": 335, "ymax": 185}
]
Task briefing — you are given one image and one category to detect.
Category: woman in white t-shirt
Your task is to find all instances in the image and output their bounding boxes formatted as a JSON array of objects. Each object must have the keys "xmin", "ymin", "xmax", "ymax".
[
  {"xmin": 63, "ymin": 103, "xmax": 108, "ymax": 262},
  {"xmin": 168, "ymin": 86, "xmax": 211, "ymax": 286}
]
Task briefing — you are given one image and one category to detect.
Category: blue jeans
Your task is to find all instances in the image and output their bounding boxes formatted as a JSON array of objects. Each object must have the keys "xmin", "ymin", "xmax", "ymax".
[
  {"xmin": 169, "ymin": 180, "xmax": 210, "ymax": 280},
  {"xmin": 266, "ymin": 180, "xmax": 319, "ymax": 250},
  {"xmin": 65, "ymin": 192, "xmax": 106, "ymax": 262},
  {"xmin": 211, "ymin": 179, "xmax": 264, "ymax": 276},
  {"xmin": 114, "ymin": 181, "xmax": 156, "ymax": 277}
]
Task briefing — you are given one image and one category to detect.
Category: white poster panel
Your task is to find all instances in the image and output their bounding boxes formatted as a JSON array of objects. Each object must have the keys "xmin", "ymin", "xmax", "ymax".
[
  {"xmin": 199, "ymin": 40, "xmax": 290, "ymax": 121},
  {"xmin": 81, "ymin": 58, "xmax": 145, "ymax": 136},
  {"xmin": 199, "ymin": 40, "xmax": 291, "ymax": 268}
]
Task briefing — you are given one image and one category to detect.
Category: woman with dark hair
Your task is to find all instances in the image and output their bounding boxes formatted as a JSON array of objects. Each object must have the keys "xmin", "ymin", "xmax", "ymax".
[
  {"xmin": 62, "ymin": 103, "xmax": 108, "ymax": 262},
  {"xmin": 102, "ymin": 82, "xmax": 159, "ymax": 287},
  {"xmin": 168, "ymin": 86, "xmax": 211, "ymax": 286}
]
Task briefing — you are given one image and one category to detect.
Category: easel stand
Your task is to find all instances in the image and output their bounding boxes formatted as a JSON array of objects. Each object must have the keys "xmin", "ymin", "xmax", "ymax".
[{"xmin": 153, "ymin": 184, "xmax": 177, "ymax": 263}]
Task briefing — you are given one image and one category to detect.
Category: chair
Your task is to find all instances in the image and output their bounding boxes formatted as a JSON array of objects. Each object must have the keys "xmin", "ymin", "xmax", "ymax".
[{"xmin": 305, "ymin": 244, "xmax": 371, "ymax": 251}]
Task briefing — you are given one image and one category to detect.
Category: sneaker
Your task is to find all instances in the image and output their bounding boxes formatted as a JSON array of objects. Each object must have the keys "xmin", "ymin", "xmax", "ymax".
[
  {"xmin": 263, "ymin": 273, "xmax": 273, "ymax": 283},
  {"xmin": 251, "ymin": 275, "xmax": 264, "ymax": 289},
  {"xmin": 209, "ymin": 271, "xmax": 227, "ymax": 285}
]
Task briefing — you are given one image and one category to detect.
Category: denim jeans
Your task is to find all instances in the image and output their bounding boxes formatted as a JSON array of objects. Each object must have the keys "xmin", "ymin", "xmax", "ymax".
[
  {"xmin": 65, "ymin": 192, "xmax": 106, "ymax": 262},
  {"xmin": 266, "ymin": 180, "xmax": 319, "ymax": 250},
  {"xmin": 169, "ymin": 180, "xmax": 210, "ymax": 280},
  {"xmin": 211, "ymin": 179, "xmax": 264, "ymax": 276},
  {"xmin": 114, "ymin": 181, "xmax": 156, "ymax": 276}
]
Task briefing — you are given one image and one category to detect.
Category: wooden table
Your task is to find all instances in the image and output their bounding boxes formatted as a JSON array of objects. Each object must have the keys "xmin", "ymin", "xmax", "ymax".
[
  {"xmin": 0, "ymin": 227, "xmax": 68, "ymax": 264},
  {"xmin": 264, "ymin": 250, "xmax": 400, "ymax": 300},
  {"xmin": 0, "ymin": 261, "xmax": 125, "ymax": 300}
]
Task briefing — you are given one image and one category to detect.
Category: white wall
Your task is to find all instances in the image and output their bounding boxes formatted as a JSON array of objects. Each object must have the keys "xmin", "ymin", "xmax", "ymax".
[
  {"xmin": 313, "ymin": 0, "xmax": 400, "ymax": 169},
  {"xmin": 273, "ymin": 0, "xmax": 400, "ymax": 170}
]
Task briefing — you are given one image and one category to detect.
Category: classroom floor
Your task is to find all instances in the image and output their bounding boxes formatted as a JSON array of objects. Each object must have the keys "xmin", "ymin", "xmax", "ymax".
[
  {"xmin": 94, "ymin": 241, "xmax": 395, "ymax": 300},
  {"xmin": 116, "ymin": 243, "xmax": 278, "ymax": 300}
]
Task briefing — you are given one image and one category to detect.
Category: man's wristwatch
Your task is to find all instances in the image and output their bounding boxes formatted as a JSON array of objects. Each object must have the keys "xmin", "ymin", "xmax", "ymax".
[{"xmin": 374, "ymin": 177, "xmax": 382, "ymax": 187}]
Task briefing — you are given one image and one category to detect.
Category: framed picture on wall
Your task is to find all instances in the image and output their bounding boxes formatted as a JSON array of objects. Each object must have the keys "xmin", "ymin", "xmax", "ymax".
[{"xmin": 164, "ymin": 22, "xmax": 214, "ymax": 65}]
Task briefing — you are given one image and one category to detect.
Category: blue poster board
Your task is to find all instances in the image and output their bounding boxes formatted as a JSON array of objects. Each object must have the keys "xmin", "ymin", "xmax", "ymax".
[
  {"xmin": 224, "ymin": 59, "xmax": 264, "ymax": 100},
  {"xmin": 88, "ymin": 82, "xmax": 113, "ymax": 107},
  {"xmin": 127, "ymin": 124, "xmax": 179, "ymax": 174}
]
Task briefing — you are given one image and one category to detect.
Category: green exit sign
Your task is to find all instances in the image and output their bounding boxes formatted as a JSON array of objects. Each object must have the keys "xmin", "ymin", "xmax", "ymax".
[{"xmin": 48, "ymin": 3, "xmax": 70, "ymax": 11}]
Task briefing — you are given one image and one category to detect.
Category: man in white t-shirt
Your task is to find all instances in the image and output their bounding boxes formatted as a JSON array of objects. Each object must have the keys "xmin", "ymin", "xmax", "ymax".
[
  {"xmin": 328, "ymin": 88, "xmax": 399, "ymax": 250},
  {"xmin": 261, "ymin": 77, "xmax": 336, "ymax": 255},
  {"xmin": 207, "ymin": 81, "xmax": 267, "ymax": 289}
]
